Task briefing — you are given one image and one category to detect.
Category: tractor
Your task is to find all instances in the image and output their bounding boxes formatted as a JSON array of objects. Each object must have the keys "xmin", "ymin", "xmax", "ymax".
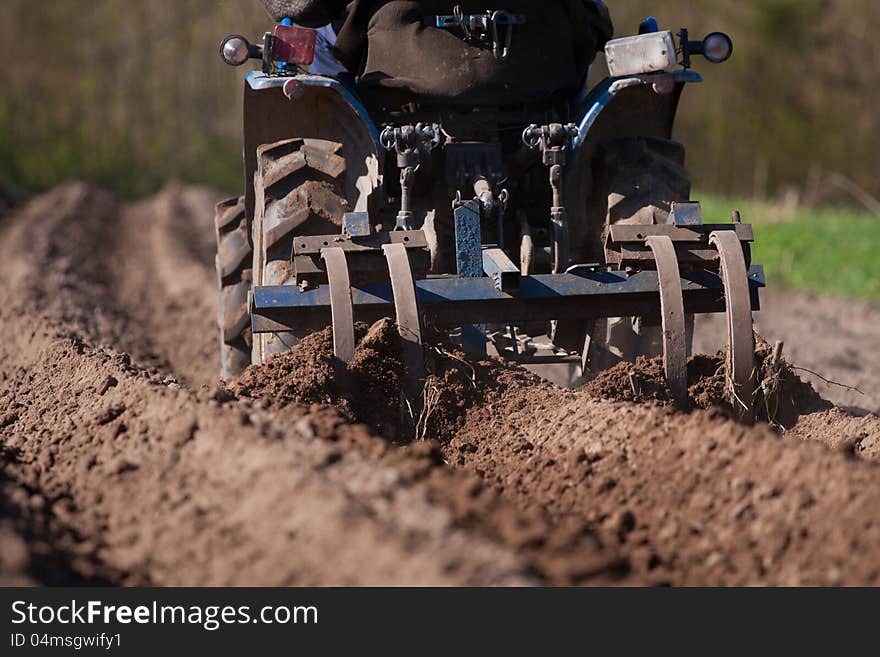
[{"xmin": 214, "ymin": 2, "xmax": 763, "ymax": 419}]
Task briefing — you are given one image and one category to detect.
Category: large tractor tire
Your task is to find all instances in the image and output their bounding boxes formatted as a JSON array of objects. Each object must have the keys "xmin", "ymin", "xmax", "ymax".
[
  {"xmin": 214, "ymin": 196, "xmax": 253, "ymax": 380},
  {"xmin": 251, "ymin": 138, "xmax": 349, "ymax": 365},
  {"xmin": 603, "ymin": 136, "xmax": 691, "ymax": 227},
  {"xmin": 592, "ymin": 136, "xmax": 693, "ymax": 368}
]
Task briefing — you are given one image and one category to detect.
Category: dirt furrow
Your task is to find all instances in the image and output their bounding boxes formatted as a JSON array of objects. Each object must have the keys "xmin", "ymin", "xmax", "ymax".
[
  {"xmin": 789, "ymin": 409, "xmax": 880, "ymax": 462},
  {"xmin": 107, "ymin": 186, "xmax": 222, "ymax": 388},
  {"xmin": 0, "ymin": 185, "xmax": 542, "ymax": 585},
  {"xmin": 3, "ymin": 182, "xmax": 879, "ymax": 587},
  {"xmin": 1, "ymin": 317, "xmax": 544, "ymax": 585},
  {"xmin": 440, "ymin": 367, "xmax": 880, "ymax": 586},
  {"xmin": 0, "ymin": 184, "xmax": 628, "ymax": 586},
  {"xmin": 696, "ymin": 289, "xmax": 880, "ymax": 415},
  {"xmin": 231, "ymin": 317, "xmax": 880, "ymax": 586}
]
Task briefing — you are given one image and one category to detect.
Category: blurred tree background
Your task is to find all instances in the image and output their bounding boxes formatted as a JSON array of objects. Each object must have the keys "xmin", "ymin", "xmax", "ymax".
[{"xmin": 0, "ymin": 0, "xmax": 878, "ymax": 207}]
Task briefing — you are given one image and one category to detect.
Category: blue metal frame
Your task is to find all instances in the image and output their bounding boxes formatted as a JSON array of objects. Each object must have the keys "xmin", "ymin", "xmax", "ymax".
[
  {"xmin": 454, "ymin": 201, "xmax": 483, "ymax": 278},
  {"xmin": 250, "ymin": 267, "xmax": 765, "ymax": 334}
]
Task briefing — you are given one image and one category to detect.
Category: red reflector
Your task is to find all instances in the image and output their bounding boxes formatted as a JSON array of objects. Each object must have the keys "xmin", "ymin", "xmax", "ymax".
[{"xmin": 273, "ymin": 24, "xmax": 317, "ymax": 66}]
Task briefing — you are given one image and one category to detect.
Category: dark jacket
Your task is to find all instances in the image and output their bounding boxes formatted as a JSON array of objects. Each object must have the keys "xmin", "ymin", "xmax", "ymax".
[
  {"xmin": 263, "ymin": 1, "xmax": 615, "ymax": 107},
  {"xmin": 335, "ymin": 1, "xmax": 614, "ymax": 107},
  {"xmin": 334, "ymin": 0, "xmax": 613, "ymax": 74}
]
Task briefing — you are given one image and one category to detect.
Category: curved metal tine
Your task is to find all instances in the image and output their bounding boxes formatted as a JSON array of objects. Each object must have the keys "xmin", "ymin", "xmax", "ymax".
[
  {"xmin": 382, "ymin": 243, "xmax": 426, "ymax": 383},
  {"xmin": 645, "ymin": 235, "xmax": 688, "ymax": 406},
  {"xmin": 709, "ymin": 230, "xmax": 755, "ymax": 423},
  {"xmin": 321, "ymin": 247, "xmax": 355, "ymax": 364}
]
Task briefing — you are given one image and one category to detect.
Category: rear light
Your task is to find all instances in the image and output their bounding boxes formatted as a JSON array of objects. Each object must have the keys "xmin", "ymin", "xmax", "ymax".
[
  {"xmin": 272, "ymin": 24, "xmax": 317, "ymax": 67},
  {"xmin": 604, "ymin": 31, "xmax": 677, "ymax": 77}
]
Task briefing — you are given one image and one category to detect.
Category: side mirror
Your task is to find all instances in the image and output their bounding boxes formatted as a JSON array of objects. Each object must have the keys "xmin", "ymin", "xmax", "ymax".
[
  {"xmin": 679, "ymin": 29, "xmax": 734, "ymax": 67},
  {"xmin": 219, "ymin": 35, "xmax": 262, "ymax": 66},
  {"xmin": 701, "ymin": 32, "xmax": 734, "ymax": 63}
]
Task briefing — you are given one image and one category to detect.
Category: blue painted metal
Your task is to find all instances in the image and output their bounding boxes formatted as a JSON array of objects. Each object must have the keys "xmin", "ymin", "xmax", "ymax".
[
  {"xmin": 454, "ymin": 201, "xmax": 483, "ymax": 278},
  {"xmin": 245, "ymin": 70, "xmax": 381, "ymax": 152},
  {"xmin": 453, "ymin": 200, "xmax": 486, "ymax": 353},
  {"xmin": 572, "ymin": 70, "xmax": 703, "ymax": 152},
  {"xmin": 251, "ymin": 266, "xmax": 766, "ymax": 334},
  {"xmin": 668, "ymin": 202, "xmax": 704, "ymax": 226},
  {"xmin": 342, "ymin": 212, "xmax": 371, "ymax": 238},
  {"xmin": 639, "ymin": 16, "xmax": 659, "ymax": 34},
  {"xmin": 482, "ymin": 246, "xmax": 520, "ymax": 292}
]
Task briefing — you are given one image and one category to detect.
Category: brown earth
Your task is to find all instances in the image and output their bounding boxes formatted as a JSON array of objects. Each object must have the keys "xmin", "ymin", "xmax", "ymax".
[
  {"xmin": 1, "ymin": 182, "xmax": 878, "ymax": 586},
  {"xmin": 581, "ymin": 338, "xmax": 833, "ymax": 428},
  {"xmin": 696, "ymin": 290, "xmax": 880, "ymax": 415}
]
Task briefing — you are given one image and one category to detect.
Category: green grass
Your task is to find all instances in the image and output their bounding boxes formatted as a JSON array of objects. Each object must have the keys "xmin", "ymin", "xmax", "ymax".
[{"xmin": 698, "ymin": 195, "xmax": 880, "ymax": 303}]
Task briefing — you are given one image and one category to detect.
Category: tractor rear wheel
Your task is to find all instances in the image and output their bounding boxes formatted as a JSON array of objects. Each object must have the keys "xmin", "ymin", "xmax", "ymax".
[
  {"xmin": 251, "ymin": 138, "xmax": 349, "ymax": 365},
  {"xmin": 214, "ymin": 196, "xmax": 252, "ymax": 380},
  {"xmin": 603, "ymin": 136, "xmax": 691, "ymax": 227},
  {"xmin": 593, "ymin": 136, "xmax": 693, "ymax": 369}
]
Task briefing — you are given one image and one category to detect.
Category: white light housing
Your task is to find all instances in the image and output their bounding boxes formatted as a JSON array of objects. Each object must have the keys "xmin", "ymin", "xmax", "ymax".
[
  {"xmin": 702, "ymin": 32, "xmax": 733, "ymax": 63},
  {"xmin": 220, "ymin": 35, "xmax": 251, "ymax": 66},
  {"xmin": 605, "ymin": 31, "xmax": 677, "ymax": 77}
]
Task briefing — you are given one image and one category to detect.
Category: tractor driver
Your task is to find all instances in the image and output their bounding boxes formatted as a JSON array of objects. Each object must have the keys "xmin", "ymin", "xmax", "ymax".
[{"xmin": 260, "ymin": 1, "xmax": 614, "ymax": 107}]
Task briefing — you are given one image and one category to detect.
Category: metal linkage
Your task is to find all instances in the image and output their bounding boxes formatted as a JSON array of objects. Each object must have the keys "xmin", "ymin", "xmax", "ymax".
[
  {"xmin": 380, "ymin": 124, "xmax": 442, "ymax": 230},
  {"xmin": 644, "ymin": 235, "xmax": 687, "ymax": 405},
  {"xmin": 489, "ymin": 327, "xmax": 580, "ymax": 366},
  {"xmin": 453, "ymin": 176, "xmax": 509, "ymax": 257},
  {"xmin": 430, "ymin": 8, "xmax": 526, "ymax": 59},
  {"xmin": 523, "ymin": 123, "xmax": 579, "ymax": 273},
  {"xmin": 710, "ymin": 230, "xmax": 755, "ymax": 422},
  {"xmin": 470, "ymin": 178, "xmax": 509, "ymax": 247},
  {"xmin": 382, "ymin": 243, "xmax": 426, "ymax": 383},
  {"xmin": 321, "ymin": 248, "xmax": 355, "ymax": 363}
]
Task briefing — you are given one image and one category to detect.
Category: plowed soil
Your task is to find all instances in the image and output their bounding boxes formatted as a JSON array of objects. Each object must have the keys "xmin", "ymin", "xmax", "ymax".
[{"xmin": 1, "ymin": 183, "xmax": 878, "ymax": 586}]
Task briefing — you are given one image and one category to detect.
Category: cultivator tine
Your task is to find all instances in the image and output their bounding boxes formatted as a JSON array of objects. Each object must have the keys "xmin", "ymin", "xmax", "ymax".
[
  {"xmin": 321, "ymin": 247, "xmax": 356, "ymax": 363},
  {"xmin": 645, "ymin": 235, "xmax": 687, "ymax": 405},
  {"xmin": 382, "ymin": 243, "xmax": 426, "ymax": 383},
  {"xmin": 709, "ymin": 230, "xmax": 755, "ymax": 423}
]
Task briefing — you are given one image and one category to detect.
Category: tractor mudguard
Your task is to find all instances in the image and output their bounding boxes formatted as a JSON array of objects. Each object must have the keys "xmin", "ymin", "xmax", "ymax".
[
  {"xmin": 570, "ymin": 70, "xmax": 702, "ymax": 153},
  {"xmin": 565, "ymin": 70, "xmax": 702, "ymax": 261},
  {"xmin": 242, "ymin": 71, "xmax": 383, "ymax": 229}
]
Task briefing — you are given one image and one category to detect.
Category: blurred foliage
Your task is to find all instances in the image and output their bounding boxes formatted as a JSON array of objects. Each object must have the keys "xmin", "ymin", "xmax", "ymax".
[
  {"xmin": 0, "ymin": 0, "xmax": 266, "ymax": 196},
  {"xmin": 0, "ymin": 0, "xmax": 878, "ymax": 203}
]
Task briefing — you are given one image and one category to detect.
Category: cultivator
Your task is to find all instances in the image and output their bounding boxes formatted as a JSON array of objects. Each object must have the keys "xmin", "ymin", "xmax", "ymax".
[
  {"xmin": 250, "ymin": 201, "xmax": 764, "ymax": 420},
  {"xmin": 218, "ymin": 8, "xmax": 761, "ymax": 419}
]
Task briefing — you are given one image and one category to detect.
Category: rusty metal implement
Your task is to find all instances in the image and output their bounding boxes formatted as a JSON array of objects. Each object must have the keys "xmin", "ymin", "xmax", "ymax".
[
  {"xmin": 382, "ymin": 243, "xmax": 426, "ymax": 384},
  {"xmin": 710, "ymin": 230, "xmax": 755, "ymax": 422},
  {"xmin": 645, "ymin": 235, "xmax": 687, "ymax": 405},
  {"xmin": 250, "ymin": 215, "xmax": 763, "ymax": 417},
  {"xmin": 321, "ymin": 247, "xmax": 355, "ymax": 363}
]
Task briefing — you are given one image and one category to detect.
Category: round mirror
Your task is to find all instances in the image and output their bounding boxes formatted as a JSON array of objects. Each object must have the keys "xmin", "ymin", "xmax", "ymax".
[
  {"xmin": 703, "ymin": 32, "xmax": 733, "ymax": 64},
  {"xmin": 220, "ymin": 35, "xmax": 251, "ymax": 66}
]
